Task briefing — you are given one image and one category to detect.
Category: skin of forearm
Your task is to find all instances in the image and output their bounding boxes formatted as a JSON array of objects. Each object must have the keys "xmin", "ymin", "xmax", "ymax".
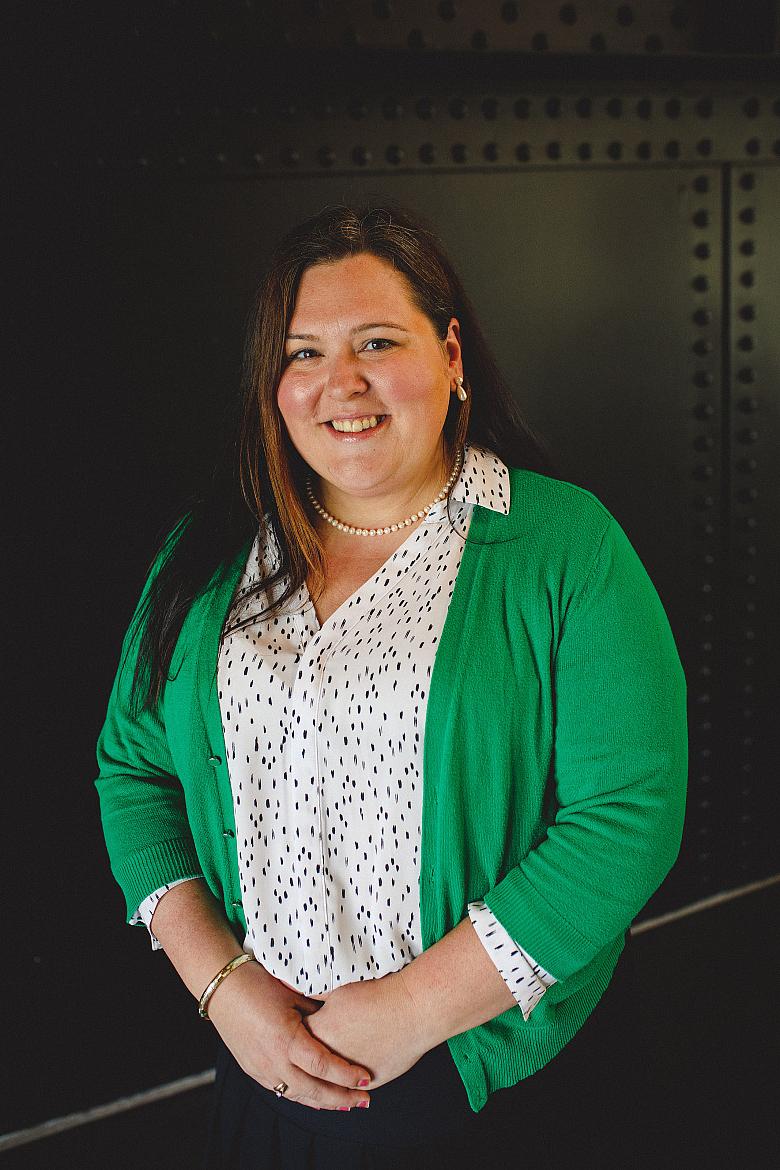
[
  {"xmin": 398, "ymin": 916, "xmax": 519, "ymax": 1048},
  {"xmin": 149, "ymin": 878, "xmax": 258, "ymax": 1004}
]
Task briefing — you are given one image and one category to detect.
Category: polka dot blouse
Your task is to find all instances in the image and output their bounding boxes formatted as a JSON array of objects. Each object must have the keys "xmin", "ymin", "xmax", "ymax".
[{"xmin": 135, "ymin": 444, "xmax": 555, "ymax": 1022}]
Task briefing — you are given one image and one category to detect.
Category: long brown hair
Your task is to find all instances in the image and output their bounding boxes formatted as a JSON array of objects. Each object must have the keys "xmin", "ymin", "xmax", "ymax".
[{"xmin": 131, "ymin": 199, "xmax": 557, "ymax": 711}]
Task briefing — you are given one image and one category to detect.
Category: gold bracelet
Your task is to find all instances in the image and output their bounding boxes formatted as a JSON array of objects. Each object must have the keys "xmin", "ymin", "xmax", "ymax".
[{"xmin": 198, "ymin": 953, "xmax": 255, "ymax": 1020}]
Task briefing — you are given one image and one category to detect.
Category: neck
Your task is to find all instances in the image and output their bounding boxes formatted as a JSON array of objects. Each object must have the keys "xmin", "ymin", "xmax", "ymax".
[{"xmin": 312, "ymin": 445, "xmax": 455, "ymax": 532}]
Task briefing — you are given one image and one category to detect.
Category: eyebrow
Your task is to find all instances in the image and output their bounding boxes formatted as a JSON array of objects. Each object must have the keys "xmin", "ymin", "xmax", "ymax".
[{"xmin": 286, "ymin": 321, "xmax": 410, "ymax": 340}]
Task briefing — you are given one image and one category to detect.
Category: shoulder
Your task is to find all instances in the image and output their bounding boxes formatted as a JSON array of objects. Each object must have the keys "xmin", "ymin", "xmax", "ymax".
[{"xmin": 501, "ymin": 466, "xmax": 614, "ymax": 543}]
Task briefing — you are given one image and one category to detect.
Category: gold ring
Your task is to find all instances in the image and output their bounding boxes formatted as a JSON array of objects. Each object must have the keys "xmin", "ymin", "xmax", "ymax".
[{"xmin": 273, "ymin": 1081, "xmax": 288, "ymax": 1097}]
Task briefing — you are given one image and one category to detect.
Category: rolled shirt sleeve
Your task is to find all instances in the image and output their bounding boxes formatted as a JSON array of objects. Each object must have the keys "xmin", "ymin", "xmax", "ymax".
[{"xmin": 467, "ymin": 900, "xmax": 556, "ymax": 1022}]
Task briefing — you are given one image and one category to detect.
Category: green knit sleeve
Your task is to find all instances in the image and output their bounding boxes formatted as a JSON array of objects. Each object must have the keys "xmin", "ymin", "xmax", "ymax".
[
  {"xmin": 95, "ymin": 522, "xmax": 203, "ymax": 922},
  {"xmin": 484, "ymin": 511, "xmax": 689, "ymax": 981}
]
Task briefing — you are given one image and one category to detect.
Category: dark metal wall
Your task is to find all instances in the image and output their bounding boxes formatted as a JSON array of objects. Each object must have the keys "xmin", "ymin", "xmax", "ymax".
[{"xmin": 7, "ymin": 0, "xmax": 779, "ymax": 1139}]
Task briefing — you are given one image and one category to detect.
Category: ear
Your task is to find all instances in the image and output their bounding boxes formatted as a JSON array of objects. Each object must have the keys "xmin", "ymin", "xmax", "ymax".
[{"xmin": 444, "ymin": 317, "xmax": 462, "ymax": 380}]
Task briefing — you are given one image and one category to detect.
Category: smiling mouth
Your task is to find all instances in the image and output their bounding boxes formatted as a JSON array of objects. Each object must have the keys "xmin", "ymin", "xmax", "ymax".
[{"xmin": 327, "ymin": 414, "xmax": 386, "ymax": 433}]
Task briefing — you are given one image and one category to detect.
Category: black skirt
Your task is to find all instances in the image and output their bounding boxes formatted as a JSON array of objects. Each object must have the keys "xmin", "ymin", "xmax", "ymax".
[{"xmin": 204, "ymin": 934, "xmax": 658, "ymax": 1170}]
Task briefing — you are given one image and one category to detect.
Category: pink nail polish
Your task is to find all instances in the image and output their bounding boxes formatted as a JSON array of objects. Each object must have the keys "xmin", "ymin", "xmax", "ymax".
[
  {"xmin": 358, "ymin": 1078, "xmax": 370, "ymax": 1087},
  {"xmin": 358, "ymin": 1099, "xmax": 370, "ymax": 1109},
  {"xmin": 338, "ymin": 1105, "xmax": 350, "ymax": 1111}
]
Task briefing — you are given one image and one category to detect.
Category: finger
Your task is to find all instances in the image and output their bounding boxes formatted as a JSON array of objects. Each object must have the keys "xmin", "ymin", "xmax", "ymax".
[
  {"xmin": 281, "ymin": 1068, "xmax": 371, "ymax": 1112},
  {"xmin": 287, "ymin": 1022, "xmax": 373, "ymax": 1106}
]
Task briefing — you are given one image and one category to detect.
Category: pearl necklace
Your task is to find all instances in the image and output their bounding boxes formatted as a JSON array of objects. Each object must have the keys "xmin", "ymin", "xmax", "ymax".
[{"xmin": 305, "ymin": 447, "xmax": 464, "ymax": 537}]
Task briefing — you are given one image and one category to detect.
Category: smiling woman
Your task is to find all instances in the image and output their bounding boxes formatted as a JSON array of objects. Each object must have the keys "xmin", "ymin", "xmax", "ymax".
[
  {"xmin": 94, "ymin": 201, "xmax": 687, "ymax": 1169},
  {"xmin": 276, "ymin": 252, "xmax": 458, "ymax": 592}
]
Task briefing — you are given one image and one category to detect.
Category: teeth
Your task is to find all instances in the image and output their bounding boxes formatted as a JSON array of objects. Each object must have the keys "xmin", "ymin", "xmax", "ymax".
[{"xmin": 331, "ymin": 415, "xmax": 382, "ymax": 433}]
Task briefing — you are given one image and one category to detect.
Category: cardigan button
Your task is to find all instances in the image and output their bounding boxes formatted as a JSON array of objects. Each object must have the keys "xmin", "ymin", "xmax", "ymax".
[
  {"xmin": 223, "ymin": 829, "xmax": 235, "ymax": 839},
  {"xmin": 208, "ymin": 754, "xmax": 222, "ymax": 766}
]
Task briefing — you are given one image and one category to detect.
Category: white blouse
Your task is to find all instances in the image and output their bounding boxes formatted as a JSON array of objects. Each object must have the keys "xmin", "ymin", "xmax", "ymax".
[{"xmin": 135, "ymin": 444, "xmax": 555, "ymax": 1023}]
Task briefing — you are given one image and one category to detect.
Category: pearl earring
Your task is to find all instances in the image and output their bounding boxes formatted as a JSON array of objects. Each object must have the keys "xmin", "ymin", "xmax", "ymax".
[{"xmin": 455, "ymin": 376, "xmax": 468, "ymax": 402}]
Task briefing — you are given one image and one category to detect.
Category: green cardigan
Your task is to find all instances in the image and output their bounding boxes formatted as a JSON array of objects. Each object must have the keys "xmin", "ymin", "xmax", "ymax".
[{"xmin": 96, "ymin": 466, "xmax": 688, "ymax": 1112}]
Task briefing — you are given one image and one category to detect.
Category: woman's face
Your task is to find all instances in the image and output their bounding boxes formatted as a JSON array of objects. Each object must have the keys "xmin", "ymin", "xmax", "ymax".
[{"xmin": 276, "ymin": 252, "xmax": 462, "ymax": 525}]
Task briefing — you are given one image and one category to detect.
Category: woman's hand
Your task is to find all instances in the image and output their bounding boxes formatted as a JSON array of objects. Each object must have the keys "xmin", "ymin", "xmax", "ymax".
[
  {"xmin": 301, "ymin": 969, "xmax": 429, "ymax": 1090},
  {"xmin": 206, "ymin": 959, "xmax": 373, "ymax": 1111}
]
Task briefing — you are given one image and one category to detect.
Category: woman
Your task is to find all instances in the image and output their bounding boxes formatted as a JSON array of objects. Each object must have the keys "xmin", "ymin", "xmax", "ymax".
[{"xmin": 96, "ymin": 201, "xmax": 688, "ymax": 1168}]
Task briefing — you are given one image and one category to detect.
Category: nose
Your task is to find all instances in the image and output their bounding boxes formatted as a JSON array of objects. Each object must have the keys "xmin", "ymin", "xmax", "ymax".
[{"xmin": 324, "ymin": 349, "xmax": 370, "ymax": 400}]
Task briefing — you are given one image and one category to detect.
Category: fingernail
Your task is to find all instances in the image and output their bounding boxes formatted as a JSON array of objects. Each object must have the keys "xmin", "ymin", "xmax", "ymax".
[
  {"xmin": 358, "ymin": 1099, "xmax": 370, "ymax": 1109},
  {"xmin": 357, "ymin": 1078, "xmax": 370, "ymax": 1087},
  {"xmin": 338, "ymin": 1105, "xmax": 350, "ymax": 1111}
]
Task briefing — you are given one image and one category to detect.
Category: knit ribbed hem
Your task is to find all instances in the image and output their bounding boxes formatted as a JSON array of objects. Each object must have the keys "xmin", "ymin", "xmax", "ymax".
[
  {"xmin": 113, "ymin": 837, "xmax": 204, "ymax": 922},
  {"xmin": 447, "ymin": 934, "xmax": 624, "ymax": 1112},
  {"xmin": 483, "ymin": 867, "xmax": 600, "ymax": 981}
]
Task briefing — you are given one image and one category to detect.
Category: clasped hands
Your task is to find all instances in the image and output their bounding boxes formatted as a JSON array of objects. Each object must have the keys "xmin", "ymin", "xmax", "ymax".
[{"xmin": 302, "ymin": 968, "xmax": 430, "ymax": 1092}]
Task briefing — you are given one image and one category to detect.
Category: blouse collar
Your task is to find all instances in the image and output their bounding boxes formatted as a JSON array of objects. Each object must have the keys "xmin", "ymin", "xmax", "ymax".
[{"xmin": 447, "ymin": 443, "xmax": 511, "ymax": 516}]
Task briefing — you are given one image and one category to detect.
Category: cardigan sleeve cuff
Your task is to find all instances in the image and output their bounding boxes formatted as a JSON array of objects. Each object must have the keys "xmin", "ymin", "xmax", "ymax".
[
  {"xmin": 112, "ymin": 836, "xmax": 204, "ymax": 924},
  {"xmin": 467, "ymin": 900, "xmax": 556, "ymax": 1022}
]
